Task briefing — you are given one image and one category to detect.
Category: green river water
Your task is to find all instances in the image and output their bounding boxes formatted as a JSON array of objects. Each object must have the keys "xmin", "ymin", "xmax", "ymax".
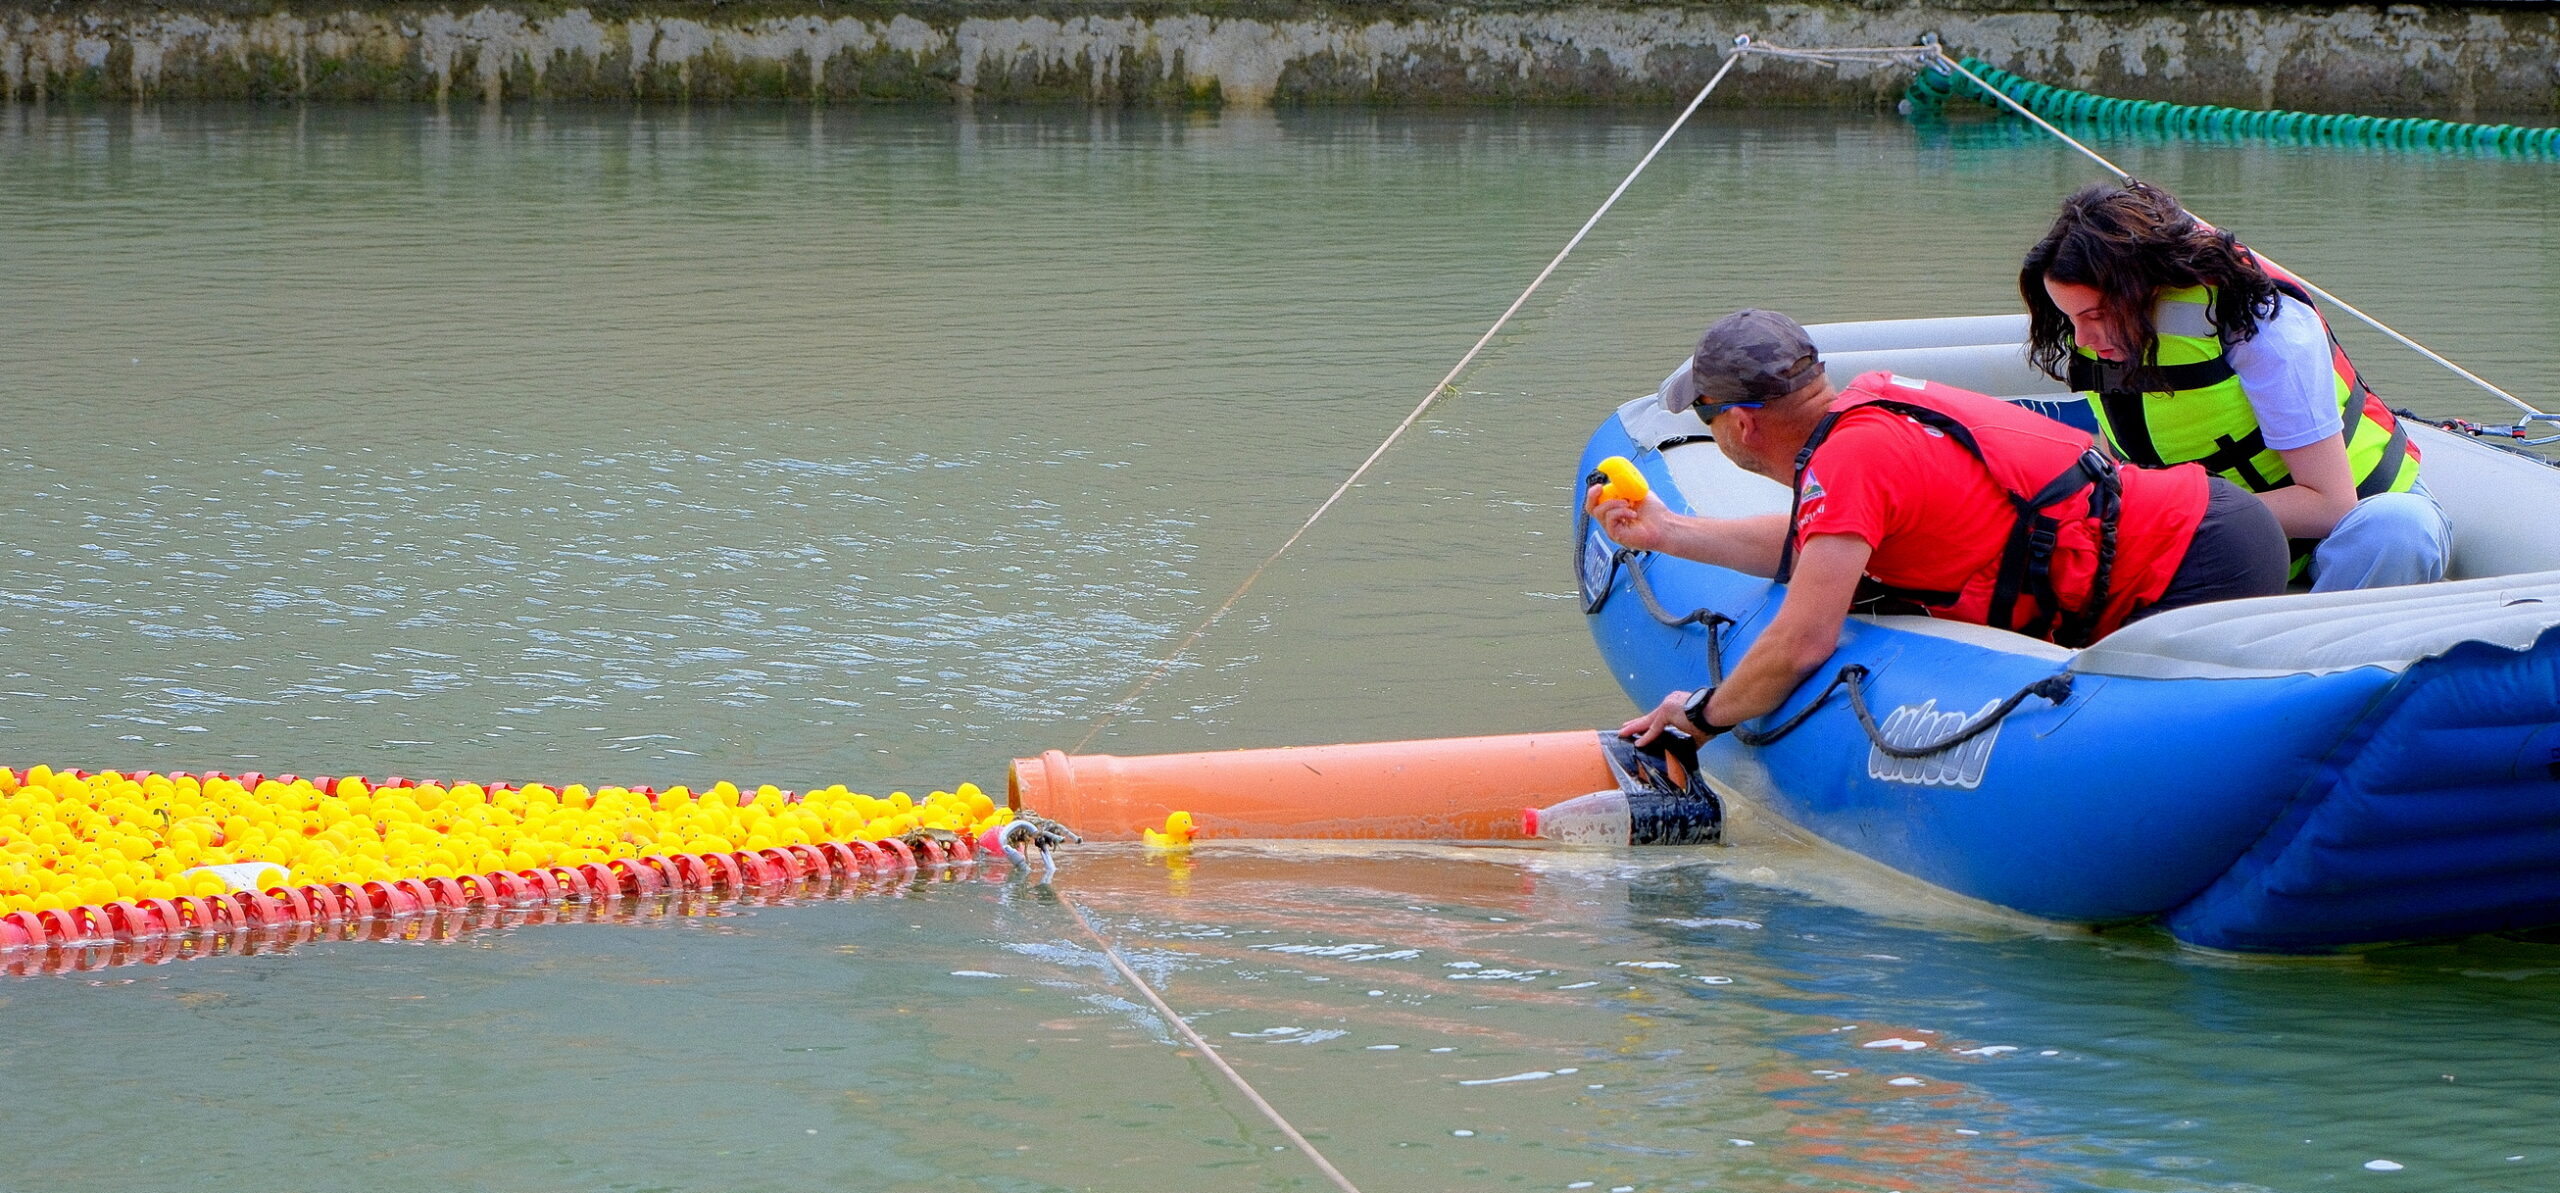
[{"xmin": 1, "ymin": 102, "xmax": 2557, "ymax": 1193}]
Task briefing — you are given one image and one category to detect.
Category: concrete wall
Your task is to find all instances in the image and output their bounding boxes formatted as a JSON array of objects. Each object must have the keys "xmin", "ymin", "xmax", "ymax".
[{"xmin": 3, "ymin": 3, "xmax": 2555, "ymax": 113}]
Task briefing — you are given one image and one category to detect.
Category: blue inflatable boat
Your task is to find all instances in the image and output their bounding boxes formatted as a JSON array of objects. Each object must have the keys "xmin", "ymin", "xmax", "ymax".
[{"xmin": 1578, "ymin": 314, "xmax": 2560, "ymax": 953}]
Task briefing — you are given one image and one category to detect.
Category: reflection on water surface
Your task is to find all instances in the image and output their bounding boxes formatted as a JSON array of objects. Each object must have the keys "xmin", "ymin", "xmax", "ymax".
[{"xmin": 1, "ymin": 103, "xmax": 2555, "ymax": 1192}]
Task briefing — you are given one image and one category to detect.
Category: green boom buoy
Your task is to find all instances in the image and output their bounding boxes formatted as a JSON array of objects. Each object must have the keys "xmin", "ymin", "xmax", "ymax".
[{"xmin": 1904, "ymin": 58, "xmax": 2558, "ymax": 160}]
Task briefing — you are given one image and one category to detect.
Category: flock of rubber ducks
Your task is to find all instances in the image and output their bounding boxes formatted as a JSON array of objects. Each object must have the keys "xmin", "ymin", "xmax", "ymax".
[{"xmin": 0, "ymin": 764, "xmax": 1015, "ymax": 915}]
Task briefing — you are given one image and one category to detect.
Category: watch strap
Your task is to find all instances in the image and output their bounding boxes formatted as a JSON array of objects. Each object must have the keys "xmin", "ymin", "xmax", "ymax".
[{"xmin": 1682, "ymin": 686, "xmax": 1733, "ymax": 739}]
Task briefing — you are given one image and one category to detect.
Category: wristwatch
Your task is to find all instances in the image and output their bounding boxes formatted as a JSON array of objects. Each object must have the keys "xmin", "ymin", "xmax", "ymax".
[{"xmin": 1681, "ymin": 686, "xmax": 1738, "ymax": 741}]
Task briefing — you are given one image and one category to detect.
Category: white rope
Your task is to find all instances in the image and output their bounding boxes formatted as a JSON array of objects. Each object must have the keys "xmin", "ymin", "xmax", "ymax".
[
  {"xmin": 1026, "ymin": 44, "xmax": 2560, "ymax": 1193},
  {"xmin": 1041, "ymin": 49, "xmax": 1788, "ymax": 1188},
  {"xmin": 1063, "ymin": 894, "xmax": 1367, "ymax": 1193},
  {"xmin": 1066, "ymin": 41, "xmax": 1754, "ymax": 754},
  {"xmin": 1925, "ymin": 47, "xmax": 2133, "ymax": 179},
  {"xmin": 1744, "ymin": 42, "xmax": 1941, "ymax": 69},
  {"xmin": 1928, "ymin": 46, "xmax": 2552, "ymax": 423},
  {"xmin": 2237, "ymin": 273, "xmax": 2554, "ymax": 427}
]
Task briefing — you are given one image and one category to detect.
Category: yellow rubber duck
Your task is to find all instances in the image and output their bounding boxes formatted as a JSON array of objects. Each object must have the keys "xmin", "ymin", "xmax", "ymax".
[
  {"xmin": 1594, "ymin": 456, "xmax": 1650, "ymax": 506},
  {"xmin": 1142, "ymin": 810, "xmax": 1195, "ymax": 850}
]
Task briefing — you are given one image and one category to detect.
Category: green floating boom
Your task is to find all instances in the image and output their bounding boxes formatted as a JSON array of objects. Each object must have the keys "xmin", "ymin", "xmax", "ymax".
[{"xmin": 1903, "ymin": 57, "xmax": 2560, "ymax": 158}]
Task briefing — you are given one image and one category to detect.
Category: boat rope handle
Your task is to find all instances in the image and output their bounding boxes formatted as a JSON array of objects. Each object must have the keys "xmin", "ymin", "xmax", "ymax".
[
  {"xmin": 1573, "ymin": 466, "xmax": 1738, "ymax": 677},
  {"xmin": 1068, "ymin": 43, "xmax": 1756, "ymax": 754},
  {"xmin": 1061, "ymin": 894, "xmax": 1368, "ymax": 1193},
  {"xmin": 1922, "ymin": 40, "xmax": 2554, "ymax": 425},
  {"xmin": 1733, "ymin": 663, "xmax": 2073, "ymax": 757},
  {"xmin": 1619, "ymin": 550, "xmax": 1733, "ymax": 681}
]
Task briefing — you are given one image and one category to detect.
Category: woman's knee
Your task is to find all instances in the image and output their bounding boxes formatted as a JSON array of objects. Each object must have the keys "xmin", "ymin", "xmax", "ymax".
[{"xmin": 2311, "ymin": 492, "xmax": 2450, "ymax": 590}]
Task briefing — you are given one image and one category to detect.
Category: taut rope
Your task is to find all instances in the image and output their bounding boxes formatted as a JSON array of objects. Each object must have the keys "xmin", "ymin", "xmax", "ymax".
[{"xmin": 1927, "ymin": 42, "xmax": 2553, "ymax": 430}]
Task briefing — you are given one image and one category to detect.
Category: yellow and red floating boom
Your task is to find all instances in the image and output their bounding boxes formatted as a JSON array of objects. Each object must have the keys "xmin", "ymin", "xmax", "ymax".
[{"xmin": 0, "ymin": 765, "xmax": 1011, "ymax": 954}]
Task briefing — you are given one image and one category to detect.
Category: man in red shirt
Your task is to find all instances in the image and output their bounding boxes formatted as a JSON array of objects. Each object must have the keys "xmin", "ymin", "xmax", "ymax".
[{"xmin": 1596, "ymin": 309, "xmax": 2287, "ymax": 746}]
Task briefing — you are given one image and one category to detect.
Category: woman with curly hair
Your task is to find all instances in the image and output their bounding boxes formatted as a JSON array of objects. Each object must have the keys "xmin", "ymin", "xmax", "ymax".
[{"xmin": 2021, "ymin": 181, "xmax": 2447, "ymax": 591}]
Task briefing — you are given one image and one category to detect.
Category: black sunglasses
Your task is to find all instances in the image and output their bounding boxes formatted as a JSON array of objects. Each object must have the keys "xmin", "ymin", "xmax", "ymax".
[{"xmin": 1690, "ymin": 397, "xmax": 1766, "ymax": 421}]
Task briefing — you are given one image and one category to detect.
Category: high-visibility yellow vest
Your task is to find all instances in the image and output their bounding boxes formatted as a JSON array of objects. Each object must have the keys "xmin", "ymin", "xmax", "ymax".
[{"xmin": 2069, "ymin": 282, "xmax": 2419, "ymax": 572}]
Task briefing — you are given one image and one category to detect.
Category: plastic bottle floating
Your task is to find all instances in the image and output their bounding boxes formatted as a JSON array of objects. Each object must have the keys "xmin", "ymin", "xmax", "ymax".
[
  {"xmin": 0, "ymin": 765, "xmax": 1055, "ymax": 967},
  {"xmin": 1525, "ymin": 789, "xmax": 1721, "ymax": 846}
]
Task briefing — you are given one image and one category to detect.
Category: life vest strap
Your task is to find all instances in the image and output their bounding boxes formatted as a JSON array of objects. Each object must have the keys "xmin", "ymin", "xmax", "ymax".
[
  {"xmin": 1786, "ymin": 398, "xmax": 2122, "ymax": 646},
  {"xmin": 1850, "ymin": 577, "xmax": 1960, "ymax": 614},
  {"xmin": 2068, "ymin": 353, "xmax": 2240, "ymax": 401},
  {"xmin": 2200, "ymin": 428, "xmax": 2276, "ymax": 490},
  {"xmin": 1772, "ymin": 409, "xmax": 1850, "ymax": 585},
  {"xmin": 2092, "ymin": 385, "xmax": 2168, "ymax": 468},
  {"xmin": 1994, "ymin": 447, "xmax": 2122, "ymax": 646},
  {"xmin": 2351, "ymin": 408, "xmax": 2412, "ymax": 500}
]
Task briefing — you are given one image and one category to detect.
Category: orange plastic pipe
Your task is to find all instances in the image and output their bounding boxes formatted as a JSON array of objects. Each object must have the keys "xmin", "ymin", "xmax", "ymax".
[{"xmin": 1008, "ymin": 731, "xmax": 1615, "ymax": 841}]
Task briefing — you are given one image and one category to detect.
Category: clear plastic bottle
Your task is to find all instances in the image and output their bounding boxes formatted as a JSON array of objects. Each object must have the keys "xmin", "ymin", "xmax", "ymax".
[
  {"xmin": 1524, "ymin": 789, "xmax": 1721, "ymax": 846},
  {"xmin": 1524, "ymin": 791, "xmax": 1631, "ymax": 845}
]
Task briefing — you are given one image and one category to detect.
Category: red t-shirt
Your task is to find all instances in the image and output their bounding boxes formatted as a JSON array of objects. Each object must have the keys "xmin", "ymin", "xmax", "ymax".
[
  {"xmin": 1792, "ymin": 409, "xmax": 2012, "ymax": 600},
  {"xmin": 1791, "ymin": 383, "xmax": 2207, "ymax": 634}
]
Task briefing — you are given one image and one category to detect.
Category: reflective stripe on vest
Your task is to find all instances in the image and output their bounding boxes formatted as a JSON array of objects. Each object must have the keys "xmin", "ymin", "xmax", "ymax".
[{"xmin": 2067, "ymin": 284, "xmax": 2419, "ymax": 503}]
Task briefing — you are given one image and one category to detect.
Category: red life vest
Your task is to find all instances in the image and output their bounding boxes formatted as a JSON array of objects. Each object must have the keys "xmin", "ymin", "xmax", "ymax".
[{"xmin": 1777, "ymin": 372, "xmax": 2208, "ymax": 646}]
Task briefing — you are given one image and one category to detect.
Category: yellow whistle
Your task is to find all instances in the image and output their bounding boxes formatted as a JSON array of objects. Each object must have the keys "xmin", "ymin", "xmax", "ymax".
[{"xmin": 1595, "ymin": 456, "xmax": 1649, "ymax": 506}]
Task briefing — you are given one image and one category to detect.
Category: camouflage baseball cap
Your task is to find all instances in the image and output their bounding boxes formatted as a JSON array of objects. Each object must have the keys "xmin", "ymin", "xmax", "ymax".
[{"xmin": 1656, "ymin": 308, "xmax": 1826, "ymax": 415}]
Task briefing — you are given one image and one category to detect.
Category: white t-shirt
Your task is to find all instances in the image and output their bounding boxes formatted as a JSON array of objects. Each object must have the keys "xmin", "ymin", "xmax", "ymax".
[{"xmin": 2223, "ymin": 292, "xmax": 2343, "ymax": 451}]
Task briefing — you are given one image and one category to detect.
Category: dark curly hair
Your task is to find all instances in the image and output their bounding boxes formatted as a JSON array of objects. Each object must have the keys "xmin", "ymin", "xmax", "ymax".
[{"xmin": 2020, "ymin": 181, "xmax": 2281, "ymax": 391}]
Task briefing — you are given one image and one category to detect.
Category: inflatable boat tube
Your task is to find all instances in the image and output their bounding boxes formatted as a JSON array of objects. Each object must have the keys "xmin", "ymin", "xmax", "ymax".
[{"xmin": 1579, "ymin": 313, "xmax": 2560, "ymax": 953}]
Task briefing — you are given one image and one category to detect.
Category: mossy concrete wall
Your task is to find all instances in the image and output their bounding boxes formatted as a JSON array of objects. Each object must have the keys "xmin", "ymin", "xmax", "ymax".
[{"xmin": 3, "ymin": 2, "xmax": 2556, "ymax": 112}]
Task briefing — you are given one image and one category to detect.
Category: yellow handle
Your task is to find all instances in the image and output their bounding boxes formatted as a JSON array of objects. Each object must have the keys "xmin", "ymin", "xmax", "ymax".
[{"xmin": 1595, "ymin": 456, "xmax": 1649, "ymax": 506}]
